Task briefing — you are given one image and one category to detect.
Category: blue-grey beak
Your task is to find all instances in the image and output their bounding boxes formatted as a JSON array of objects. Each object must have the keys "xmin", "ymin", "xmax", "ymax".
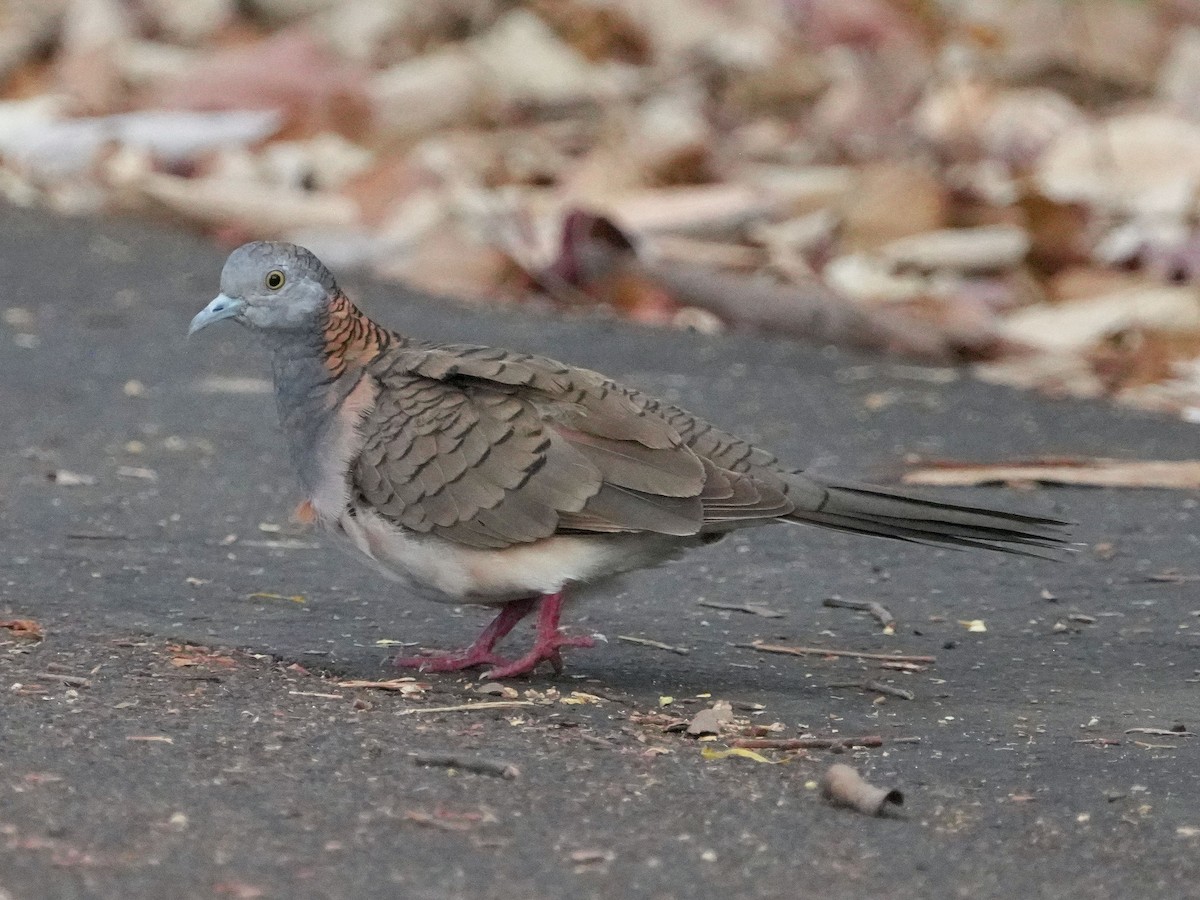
[{"xmin": 189, "ymin": 293, "xmax": 245, "ymax": 335}]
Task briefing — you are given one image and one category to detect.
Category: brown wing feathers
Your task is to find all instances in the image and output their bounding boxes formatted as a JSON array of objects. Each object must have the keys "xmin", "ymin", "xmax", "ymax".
[
  {"xmin": 349, "ymin": 344, "xmax": 793, "ymax": 547},
  {"xmin": 348, "ymin": 339, "xmax": 1066, "ymax": 554},
  {"xmin": 354, "ymin": 375, "xmax": 605, "ymax": 549}
]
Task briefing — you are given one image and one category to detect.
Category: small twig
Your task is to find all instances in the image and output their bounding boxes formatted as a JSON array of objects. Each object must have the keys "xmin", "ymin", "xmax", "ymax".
[
  {"xmin": 828, "ymin": 679, "xmax": 915, "ymax": 701},
  {"xmin": 400, "ymin": 701, "xmax": 535, "ymax": 715},
  {"xmin": 412, "ymin": 753, "xmax": 520, "ymax": 779},
  {"xmin": 35, "ymin": 672, "xmax": 92, "ymax": 688},
  {"xmin": 878, "ymin": 660, "xmax": 927, "ymax": 672},
  {"xmin": 1144, "ymin": 572, "xmax": 1200, "ymax": 584},
  {"xmin": 403, "ymin": 810, "xmax": 477, "ymax": 832},
  {"xmin": 822, "ymin": 598, "xmax": 896, "ymax": 630},
  {"xmin": 1124, "ymin": 727, "xmax": 1193, "ymax": 737},
  {"xmin": 731, "ymin": 735, "xmax": 883, "ymax": 750},
  {"xmin": 616, "ymin": 635, "xmax": 690, "ymax": 655},
  {"xmin": 697, "ymin": 599, "xmax": 785, "ymax": 619},
  {"xmin": 337, "ymin": 679, "xmax": 428, "ymax": 694},
  {"xmin": 740, "ymin": 641, "xmax": 936, "ymax": 665},
  {"xmin": 579, "ymin": 733, "xmax": 618, "ymax": 748}
]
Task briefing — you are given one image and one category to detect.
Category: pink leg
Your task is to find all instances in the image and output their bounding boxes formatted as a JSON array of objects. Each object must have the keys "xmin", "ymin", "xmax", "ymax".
[
  {"xmin": 483, "ymin": 591, "xmax": 595, "ymax": 679},
  {"xmin": 392, "ymin": 597, "xmax": 536, "ymax": 673}
]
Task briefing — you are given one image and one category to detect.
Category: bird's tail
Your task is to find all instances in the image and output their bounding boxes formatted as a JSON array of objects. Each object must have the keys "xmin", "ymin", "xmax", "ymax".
[{"xmin": 786, "ymin": 479, "xmax": 1070, "ymax": 556}]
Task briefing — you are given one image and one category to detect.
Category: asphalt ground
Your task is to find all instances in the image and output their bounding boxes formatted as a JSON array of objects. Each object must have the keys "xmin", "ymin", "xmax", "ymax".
[{"xmin": 1, "ymin": 205, "xmax": 1198, "ymax": 899}]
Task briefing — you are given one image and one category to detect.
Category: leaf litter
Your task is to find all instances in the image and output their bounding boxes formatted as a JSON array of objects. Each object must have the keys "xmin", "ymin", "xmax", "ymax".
[{"xmin": 6, "ymin": 0, "xmax": 1200, "ymax": 416}]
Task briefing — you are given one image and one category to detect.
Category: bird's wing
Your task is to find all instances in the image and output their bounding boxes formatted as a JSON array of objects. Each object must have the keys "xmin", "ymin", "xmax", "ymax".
[{"xmin": 350, "ymin": 344, "xmax": 794, "ymax": 549}]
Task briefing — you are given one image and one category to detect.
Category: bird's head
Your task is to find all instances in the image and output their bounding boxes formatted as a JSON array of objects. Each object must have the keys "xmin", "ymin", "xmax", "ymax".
[{"xmin": 189, "ymin": 241, "xmax": 338, "ymax": 336}]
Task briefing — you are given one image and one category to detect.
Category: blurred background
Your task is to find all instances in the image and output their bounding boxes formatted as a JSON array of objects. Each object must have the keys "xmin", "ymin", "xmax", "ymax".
[{"xmin": 4, "ymin": 0, "xmax": 1200, "ymax": 419}]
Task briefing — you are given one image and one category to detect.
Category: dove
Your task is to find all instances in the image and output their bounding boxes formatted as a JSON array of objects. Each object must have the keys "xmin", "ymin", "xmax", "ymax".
[{"xmin": 190, "ymin": 242, "xmax": 1068, "ymax": 678}]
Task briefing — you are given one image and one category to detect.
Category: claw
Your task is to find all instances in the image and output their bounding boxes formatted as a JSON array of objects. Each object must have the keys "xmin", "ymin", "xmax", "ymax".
[
  {"xmin": 392, "ymin": 649, "xmax": 513, "ymax": 674},
  {"xmin": 483, "ymin": 631, "xmax": 595, "ymax": 679}
]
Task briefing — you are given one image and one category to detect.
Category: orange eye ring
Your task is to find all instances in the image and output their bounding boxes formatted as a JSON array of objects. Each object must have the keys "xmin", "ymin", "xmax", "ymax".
[{"xmin": 265, "ymin": 270, "xmax": 285, "ymax": 290}]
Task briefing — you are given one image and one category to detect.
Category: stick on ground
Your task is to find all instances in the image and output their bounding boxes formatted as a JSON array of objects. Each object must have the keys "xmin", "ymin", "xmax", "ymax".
[
  {"xmin": 617, "ymin": 635, "xmax": 690, "ymax": 655},
  {"xmin": 412, "ymin": 753, "xmax": 520, "ymax": 779},
  {"xmin": 740, "ymin": 641, "xmax": 936, "ymax": 665},
  {"xmin": 822, "ymin": 597, "xmax": 896, "ymax": 630},
  {"xmin": 732, "ymin": 735, "xmax": 884, "ymax": 751},
  {"xmin": 400, "ymin": 701, "xmax": 535, "ymax": 715},
  {"xmin": 828, "ymin": 679, "xmax": 915, "ymax": 701}
]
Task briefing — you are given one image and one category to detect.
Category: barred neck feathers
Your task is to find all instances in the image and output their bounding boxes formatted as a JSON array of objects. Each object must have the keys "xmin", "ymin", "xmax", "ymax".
[{"xmin": 320, "ymin": 291, "xmax": 394, "ymax": 376}]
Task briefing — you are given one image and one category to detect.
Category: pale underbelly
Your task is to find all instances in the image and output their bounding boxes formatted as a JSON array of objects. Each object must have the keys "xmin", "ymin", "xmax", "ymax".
[{"xmin": 327, "ymin": 505, "xmax": 699, "ymax": 606}]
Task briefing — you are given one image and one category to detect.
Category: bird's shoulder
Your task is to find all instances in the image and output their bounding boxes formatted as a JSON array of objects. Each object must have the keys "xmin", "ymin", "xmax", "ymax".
[{"xmin": 359, "ymin": 337, "xmax": 795, "ymax": 479}]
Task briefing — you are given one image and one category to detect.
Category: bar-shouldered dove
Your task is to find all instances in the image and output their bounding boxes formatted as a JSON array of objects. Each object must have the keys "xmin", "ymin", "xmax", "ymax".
[{"xmin": 190, "ymin": 242, "xmax": 1069, "ymax": 678}]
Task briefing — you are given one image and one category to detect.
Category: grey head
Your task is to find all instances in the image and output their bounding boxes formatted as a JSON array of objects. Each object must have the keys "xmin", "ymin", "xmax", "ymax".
[{"xmin": 189, "ymin": 241, "xmax": 339, "ymax": 336}]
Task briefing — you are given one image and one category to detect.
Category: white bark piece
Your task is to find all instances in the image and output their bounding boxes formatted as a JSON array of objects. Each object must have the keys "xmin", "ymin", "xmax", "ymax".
[
  {"xmin": 880, "ymin": 225, "xmax": 1030, "ymax": 274},
  {"xmin": 999, "ymin": 285, "xmax": 1200, "ymax": 352}
]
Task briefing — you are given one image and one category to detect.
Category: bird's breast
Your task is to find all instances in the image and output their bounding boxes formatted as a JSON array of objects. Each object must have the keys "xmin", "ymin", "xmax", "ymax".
[{"xmin": 306, "ymin": 374, "xmax": 378, "ymax": 523}]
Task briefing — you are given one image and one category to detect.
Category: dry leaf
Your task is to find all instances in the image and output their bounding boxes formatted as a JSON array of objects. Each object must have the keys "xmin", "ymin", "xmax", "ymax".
[
  {"xmin": 561, "ymin": 692, "xmax": 605, "ymax": 706},
  {"xmin": 168, "ymin": 644, "xmax": 236, "ymax": 668},
  {"xmin": 999, "ymin": 286, "xmax": 1200, "ymax": 354},
  {"xmin": 686, "ymin": 700, "xmax": 733, "ymax": 737},
  {"xmin": 700, "ymin": 746, "xmax": 776, "ymax": 764},
  {"xmin": 112, "ymin": 169, "xmax": 359, "ymax": 236},
  {"xmin": 0, "ymin": 619, "xmax": 44, "ymax": 640},
  {"xmin": 245, "ymin": 592, "xmax": 305, "ymax": 604},
  {"xmin": 152, "ymin": 30, "xmax": 370, "ymax": 136},
  {"xmin": 1037, "ymin": 113, "xmax": 1200, "ymax": 215},
  {"xmin": 841, "ymin": 162, "xmax": 947, "ymax": 253},
  {"xmin": 880, "ymin": 225, "xmax": 1030, "ymax": 275}
]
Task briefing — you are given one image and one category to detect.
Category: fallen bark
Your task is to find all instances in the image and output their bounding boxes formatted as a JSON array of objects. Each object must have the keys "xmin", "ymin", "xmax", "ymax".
[
  {"xmin": 820, "ymin": 764, "xmax": 904, "ymax": 816},
  {"xmin": 541, "ymin": 210, "xmax": 1006, "ymax": 364}
]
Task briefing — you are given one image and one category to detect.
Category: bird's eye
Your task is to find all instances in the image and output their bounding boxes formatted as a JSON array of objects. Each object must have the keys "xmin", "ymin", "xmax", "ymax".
[{"xmin": 265, "ymin": 270, "xmax": 285, "ymax": 290}]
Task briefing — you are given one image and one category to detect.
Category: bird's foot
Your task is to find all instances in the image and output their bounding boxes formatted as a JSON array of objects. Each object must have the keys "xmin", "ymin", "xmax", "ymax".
[
  {"xmin": 483, "ymin": 632, "xmax": 596, "ymax": 679},
  {"xmin": 391, "ymin": 596, "xmax": 536, "ymax": 674},
  {"xmin": 482, "ymin": 589, "xmax": 593, "ymax": 678},
  {"xmin": 392, "ymin": 646, "xmax": 512, "ymax": 674}
]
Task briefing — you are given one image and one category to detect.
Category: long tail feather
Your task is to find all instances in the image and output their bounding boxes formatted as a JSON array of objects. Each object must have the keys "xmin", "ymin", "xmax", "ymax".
[{"xmin": 787, "ymin": 480, "xmax": 1071, "ymax": 557}]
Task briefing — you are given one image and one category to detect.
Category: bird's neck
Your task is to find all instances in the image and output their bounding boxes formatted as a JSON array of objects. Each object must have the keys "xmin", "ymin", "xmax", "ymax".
[
  {"xmin": 318, "ymin": 290, "xmax": 395, "ymax": 376},
  {"xmin": 266, "ymin": 291, "xmax": 397, "ymax": 382},
  {"xmin": 267, "ymin": 291, "xmax": 396, "ymax": 496}
]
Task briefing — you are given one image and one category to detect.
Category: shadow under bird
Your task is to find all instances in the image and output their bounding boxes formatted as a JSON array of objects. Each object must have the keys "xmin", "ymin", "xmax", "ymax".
[{"xmin": 190, "ymin": 242, "xmax": 1069, "ymax": 678}]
